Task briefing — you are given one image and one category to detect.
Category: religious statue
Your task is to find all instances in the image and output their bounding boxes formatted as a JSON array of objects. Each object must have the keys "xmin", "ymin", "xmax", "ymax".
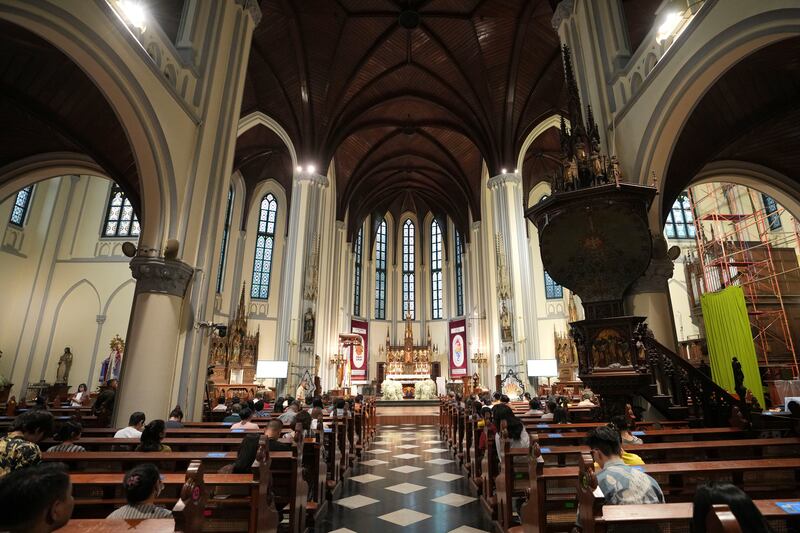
[
  {"xmin": 55, "ymin": 347, "xmax": 73, "ymax": 384},
  {"xmin": 590, "ymin": 150, "xmax": 604, "ymax": 185},
  {"xmin": 500, "ymin": 303, "xmax": 513, "ymax": 342},
  {"xmin": 609, "ymin": 155, "xmax": 622, "ymax": 184},
  {"xmin": 302, "ymin": 308, "xmax": 315, "ymax": 343}
]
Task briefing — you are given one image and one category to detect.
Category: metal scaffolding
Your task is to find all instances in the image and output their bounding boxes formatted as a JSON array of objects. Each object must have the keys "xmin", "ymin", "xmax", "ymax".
[{"xmin": 687, "ymin": 183, "xmax": 800, "ymax": 378}]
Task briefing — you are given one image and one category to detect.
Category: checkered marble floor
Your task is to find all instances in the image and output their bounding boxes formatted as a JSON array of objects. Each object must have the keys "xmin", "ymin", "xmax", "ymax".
[{"xmin": 315, "ymin": 425, "xmax": 491, "ymax": 533}]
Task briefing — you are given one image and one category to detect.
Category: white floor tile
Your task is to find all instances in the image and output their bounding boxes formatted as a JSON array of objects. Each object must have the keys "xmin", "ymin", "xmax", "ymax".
[
  {"xmin": 448, "ymin": 526, "xmax": 490, "ymax": 533},
  {"xmin": 328, "ymin": 529, "xmax": 358, "ymax": 533},
  {"xmin": 393, "ymin": 453, "xmax": 421, "ymax": 459},
  {"xmin": 365, "ymin": 449, "xmax": 390, "ymax": 454},
  {"xmin": 432, "ymin": 493, "xmax": 477, "ymax": 507},
  {"xmin": 396, "ymin": 444, "xmax": 419, "ymax": 449},
  {"xmin": 428, "ymin": 472, "xmax": 463, "ymax": 482},
  {"xmin": 360, "ymin": 459, "xmax": 389, "ymax": 466},
  {"xmin": 334, "ymin": 495, "xmax": 380, "ymax": 509},
  {"xmin": 390, "ymin": 465, "xmax": 423, "ymax": 473},
  {"xmin": 349, "ymin": 473, "xmax": 384, "ymax": 484},
  {"xmin": 424, "ymin": 448, "xmax": 448, "ymax": 453},
  {"xmin": 378, "ymin": 508, "xmax": 431, "ymax": 526},
  {"xmin": 385, "ymin": 482, "xmax": 426, "ymax": 494},
  {"xmin": 423, "ymin": 440, "xmax": 443, "ymax": 444},
  {"xmin": 426, "ymin": 458, "xmax": 455, "ymax": 465}
]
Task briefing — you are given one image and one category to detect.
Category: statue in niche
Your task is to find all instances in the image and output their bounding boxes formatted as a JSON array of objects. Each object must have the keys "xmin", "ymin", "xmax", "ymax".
[
  {"xmin": 55, "ymin": 347, "xmax": 73, "ymax": 384},
  {"xmin": 609, "ymin": 155, "xmax": 622, "ymax": 184},
  {"xmin": 500, "ymin": 303, "xmax": 513, "ymax": 343},
  {"xmin": 302, "ymin": 308, "xmax": 315, "ymax": 343}
]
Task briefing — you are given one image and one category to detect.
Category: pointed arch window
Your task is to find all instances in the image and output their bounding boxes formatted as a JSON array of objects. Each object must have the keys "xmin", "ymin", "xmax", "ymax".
[
  {"xmin": 9, "ymin": 185, "xmax": 34, "ymax": 227},
  {"xmin": 251, "ymin": 193, "xmax": 278, "ymax": 300},
  {"xmin": 402, "ymin": 219, "xmax": 415, "ymax": 319},
  {"xmin": 103, "ymin": 183, "xmax": 140, "ymax": 237},
  {"xmin": 664, "ymin": 194, "xmax": 695, "ymax": 239},
  {"xmin": 455, "ymin": 229, "xmax": 464, "ymax": 316},
  {"xmin": 216, "ymin": 186, "xmax": 234, "ymax": 294},
  {"xmin": 431, "ymin": 220, "xmax": 443, "ymax": 319},
  {"xmin": 762, "ymin": 194, "xmax": 782, "ymax": 230},
  {"xmin": 375, "ymin": 219, "xmax": 387, "ymax": 319},
  {"xmin": 544, "ymin": 271, "xmax": 563, "ymax": 300},
  {"xmin": 353, "ymin": 227, "xmax": 363, "ymax": 316}
]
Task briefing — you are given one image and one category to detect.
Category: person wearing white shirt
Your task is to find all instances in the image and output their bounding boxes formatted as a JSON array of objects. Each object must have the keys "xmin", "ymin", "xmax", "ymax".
[
  {"xmin": 70, "ymin": 383, "xmax": 89, "ymax": 407},
  {"xmin": 212, "ymin": 397, "xmax": 228, "ymax": 412},
  {"xmin": 114, "ymin": 412, "xmax": 145, "ymax": 439}
]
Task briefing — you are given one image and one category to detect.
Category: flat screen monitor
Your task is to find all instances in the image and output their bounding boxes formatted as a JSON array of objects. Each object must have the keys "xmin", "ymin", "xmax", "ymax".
[
  {"xmin": 527, "ymin": 358, "xmax": 558, "ymax": 377},
  {"xmin": 255, "ymin": 360, "xmax": 289, "ymax": 379}
]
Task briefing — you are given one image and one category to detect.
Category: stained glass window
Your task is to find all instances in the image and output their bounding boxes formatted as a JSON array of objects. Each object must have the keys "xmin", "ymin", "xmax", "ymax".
[
  {"xmin": 216, "ymin": 187, "xmax": 234, "ymax": 294},
  {"xmin": 375, "ymin": 219, "xmax": 387, "ymax": 319},
  {"xmin": 251, "ymin": 193, "xmax": 278, "ymax": 299},
  {"xmin": 402, "ymin": 219, "xmax": 415, "ymax": 319},
  {"xmin": 8, "ymin": 185, "xmax": 33, "ymax": 227},
  {"xmin": 431, "ymin": 220, "xmax": 443, "ymax": 319},
  {"xmin": 664, "ymin": 194, "xmax": 695, "ymax": 239},
  {"xmin": 103, "ymin": 184, "xmax": 140, "ymax": 237},
  {"xmin": 353, "ymin": 227, "xmax": 363, "ymax": 316},
  {"xmin": 455, "ymin": 229, "xmax": 464, "ymax": 316},
  {"xmin": 544, "ymin": 271, "xmax": 563, "ymax": 299},
  {"xmin": 762, "ymin": 193, "xmax": 782, "ymax": 230}
]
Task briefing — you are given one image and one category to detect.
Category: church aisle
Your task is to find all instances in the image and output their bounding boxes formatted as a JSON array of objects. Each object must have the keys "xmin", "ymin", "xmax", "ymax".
[{"xmin": 315, "ymin": 424, "xmax": 493, "ymax": 533}]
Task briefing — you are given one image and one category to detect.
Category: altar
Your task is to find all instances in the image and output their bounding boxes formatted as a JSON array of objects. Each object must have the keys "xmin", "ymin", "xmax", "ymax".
[{"xmin": 378, "ymin": 315, "xmax": 438, "ymax": 397}]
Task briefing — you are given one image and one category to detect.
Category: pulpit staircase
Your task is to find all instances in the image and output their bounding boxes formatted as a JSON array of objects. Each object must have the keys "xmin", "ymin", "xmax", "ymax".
[{"xmin": 637, "ymin": 334, "xmax": 738, "ymax": 426}]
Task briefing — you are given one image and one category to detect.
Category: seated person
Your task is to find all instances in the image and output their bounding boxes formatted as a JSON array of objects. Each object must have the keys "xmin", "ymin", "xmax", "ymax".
[
  {"xmin": 522, "ymin": 392, "xmax": 532, "ymax": 401},
  {"xmin": 70, "ymin": 383, "xmax": 90, "ymax": 407},
  {"xmin": 0, "ymin": 410, "xmax": 54, "ymax": 478},
  {"xmin": 107, "ymin": 463, "xmax": 173, "ymax": 520},
  {"xmin": 309, "ymin": 397, "xmax": 324, "ymax": 413},
  {"xmin": 223, "ymin": 403, "xmax": 243, "ymax": 424},
  {"xmin": 265, "ymin": 419, "xmax": 293, "ymax": 452},
  {"xmin": 577, "ymin": 390, "xmax": 598, "ymax": 407},
  {"xmin": 310, "ymin": 407, "xmax": 327, "ymax": 431},
  {"xmin": 499, "ymin": 394, "xmax": 510, "ymax": 404},
  {"xmin": 585, "ymin": 426, "xmax": 663, "ymax": 505},
  {"xmin": 524, "ymin": 399, "xmax": 544, "ymax": 416},
  {"xmin": 490, "ymin": 392, "xmax": 502, "ymax": 406},
  {"xmin": 278, "ymin": 402, "xmax": 300, "ymax": 424},
  {"xmin": 692, "ymin": 482, "xmax": 773, "ymax": 533},
  {"xmin": 540, "ymin": 400, "xmax": 556, "ymax": 421},
  {"xmin": 284, "ymin": 411, "xmax": 312, "ymax": 441},
  {"xmin": 231, "ymin": 408, "xmax": 260, "ymax": 431},
  {"xmin": 491, "ymin": 404, "xmax": 530, "ymax": 462},
  {"xmin": 215, "ymin": 434, "xmax": 260, "ymax": 497},
  {"xmin": 92, "ymin": 379, "xmax": 117, "ymax": 416},
  {"xmin": 253, "ymin": 400, "xmax": 270, "ymax": 418},
  {"xmin": 136, "ymin": 420, "xmax": 171, "ymax": 452},
  {"xmin": 0, "ymin": 462, "xmax": 74, "ymax": 532},
  {"xmin": 165, "ymin": 406, "xmax": 184, "ymax": 429},
  {"xmin": 212, "ymin": 396, "xmax": 228, "ymax": 412},
  {"xmin": 610, "ymin": 415, "xmax": 642, "ymax": 445},
  {"xmin": 273, "ymin": 396, "xmax": 285, "ymax": 414},
  {"xmin": 49, "ymin": 421, "xmax": 86, "ymax": 452},
  {"xmin": 114, "ymin": 411, "xmax": 146, "ymax": 439}
]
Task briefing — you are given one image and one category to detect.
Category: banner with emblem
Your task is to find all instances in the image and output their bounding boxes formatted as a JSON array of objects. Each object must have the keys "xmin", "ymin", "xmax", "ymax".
[
  {"xmin": 350, "ymin": 319, "xmax": 369, "ymax": 379},
  {"xmin": 449, "ymin": 319, "xmax": 468, "ymax": 377}
]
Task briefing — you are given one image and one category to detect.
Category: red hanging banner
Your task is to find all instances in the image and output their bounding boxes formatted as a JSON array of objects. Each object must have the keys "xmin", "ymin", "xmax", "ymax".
[
  {"xmin": 350, "ymin": 319, "xmax": 369, "ymax": 380},
  {"xmin": 449, "ymin": 319, "xmax": 468, "ymax": 377}
]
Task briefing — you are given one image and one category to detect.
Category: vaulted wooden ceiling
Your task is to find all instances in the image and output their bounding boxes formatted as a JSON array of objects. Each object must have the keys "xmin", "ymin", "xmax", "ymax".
[
  {"xmin": 240, "ymin": 0, "xmax": 566, "ymax": 238},
  {"xmin": 0, "ymin": 21, "xmax": 138, "ymax": 207},
  {"xmin": 664, "ymin": 36, "xmax": 800, "ymax": 218}
]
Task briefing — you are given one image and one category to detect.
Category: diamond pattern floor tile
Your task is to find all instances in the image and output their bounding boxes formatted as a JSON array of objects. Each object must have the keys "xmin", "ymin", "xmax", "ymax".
[
  {"xmin": 426, "ymin": 458, "xmax": 455, "ymax": 465},
  {"xmin": 393, "ymin": 453, "xmax": 421, "ymax": 459},
  {"xmin": 396, "ymin": 444, "xmax": 419, "ymax": 449},
  {"xmin": 328, "ymin": 529, "xmax": 358, "ymax": 533},
  {"xmin": 349, "ymin": 473, "xmax": 384, "ymax": 484},
  {"xmin": 334, "ymin": 494, "xmax": 380, "ymax": 509},
  {"xmin": 385, "ymin": 482, "xmax": 426, "ymax": 494},
  {"xmin": 390, "ymin": 465, "xmax": 423, "ymax": 473},
  {"xmin": 423, "ymin": 440, "xmax": 443, "ymax": 444},
  {"xmin": 428, "ymin": 472, "xmax": 463, "ymax": 482},
  {"xmin": 424, "ymin": 447, "xmax": 448, "ymax": 453},
  {"xmin": 448, "ymin": 526, "xmax": 490, "ymax": 533},
  {"xmin": 365, "ymin": 449, "xmax": 390, "ymax": 454},
  {"xmin": 432, "ymin": 493, "xmax": 477, "ymax": 507},
  {"xmin": 378, "ymin": 508, "xmax": 431, "ymax": 526},
  {"xmin": 360, "ymin": 459, "xmax": 389, "ymax": 466}
]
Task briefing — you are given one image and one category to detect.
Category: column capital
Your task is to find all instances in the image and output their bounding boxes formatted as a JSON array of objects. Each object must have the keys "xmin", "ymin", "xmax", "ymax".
[
  {"xmin": 235, "ymin": 0, "xmax": 262, "ymax": 25},
  {"xmin": 130, "ymin": 256, "xmax": 194, "ymax": 297},
  {"xmin": 471, "ymin": 221, "xmax": 482, "ymax": 231},
  {"xmin": 295, "ymin": 171, "xmax": 329, "ymax": 188},
  {"xmin": 551, "ymin": 0, "xmax": 575, "ymax": 30},
  {"xmin": 487, "ymin": 172, "xmax": 522, "ymax": 190}
]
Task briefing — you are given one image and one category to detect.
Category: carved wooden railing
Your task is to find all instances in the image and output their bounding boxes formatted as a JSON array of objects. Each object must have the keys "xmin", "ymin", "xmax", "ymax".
[{"xmin": 638, "ymin": 330, "xmax": 738, "ymax": 426}]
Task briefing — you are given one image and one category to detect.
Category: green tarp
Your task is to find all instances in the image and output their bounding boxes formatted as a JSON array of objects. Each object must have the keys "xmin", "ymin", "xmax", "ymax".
[{"xmin": 700, "ymin": 285, "xmax": 765, "ymax": 407}]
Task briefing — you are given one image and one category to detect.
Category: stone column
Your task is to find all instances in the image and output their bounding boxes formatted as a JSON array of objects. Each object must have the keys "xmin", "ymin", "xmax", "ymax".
[
  {"xmin": 115, "ymin": 256, "xmax": 194, "ymax": 426},
  {"xmin": 626, "ymin": 234, "xmax": 679, "ymax": 351},
  {"xmin": 275, "ymin": 171, "xmax": 329, "ymax": 392},
  {"xmin": 487, "ymin": 172, "xmax": 539, "ymax": 373}
]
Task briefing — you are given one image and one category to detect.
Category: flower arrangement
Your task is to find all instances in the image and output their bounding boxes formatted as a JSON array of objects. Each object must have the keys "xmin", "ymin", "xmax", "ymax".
[
  {"xmin": 381, "ymin": 378, "xmax": 403, "ymax": 400},
  {"xmin": 414, "ymin": 378, "xmax": 437, "ymax": 400}
]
